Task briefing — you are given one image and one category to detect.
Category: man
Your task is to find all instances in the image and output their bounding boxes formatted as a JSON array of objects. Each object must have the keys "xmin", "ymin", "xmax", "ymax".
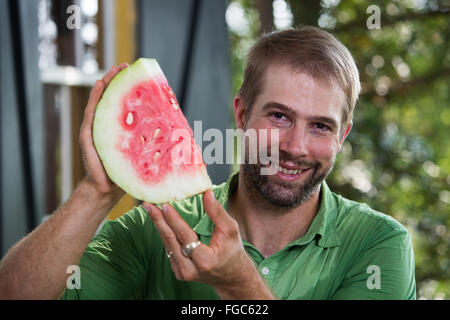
[{"xmin": 0, "ymin": 26, "xmax": 416, "ymax": 299}]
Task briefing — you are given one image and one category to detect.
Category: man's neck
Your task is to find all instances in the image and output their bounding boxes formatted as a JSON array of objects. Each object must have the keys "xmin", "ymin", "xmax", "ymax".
[{"xmin": 228, "ymin": 171, "xmax": 321, "ymax": 258}]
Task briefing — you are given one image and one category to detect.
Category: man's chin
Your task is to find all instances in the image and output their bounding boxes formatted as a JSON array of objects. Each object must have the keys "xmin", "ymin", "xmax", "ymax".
[
  {"xmin": 242, "ymin": 163, "xmax": 323, "ymax": 209},
  {"xmin": 260, "ymin": 176, "xmax": 318, "ymax": 208}
]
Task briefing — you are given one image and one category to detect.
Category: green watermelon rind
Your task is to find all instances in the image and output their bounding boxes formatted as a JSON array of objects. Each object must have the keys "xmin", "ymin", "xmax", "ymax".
[{"xmin": 93, "ymin": 58, "xmax": 212, "ymax": 203}]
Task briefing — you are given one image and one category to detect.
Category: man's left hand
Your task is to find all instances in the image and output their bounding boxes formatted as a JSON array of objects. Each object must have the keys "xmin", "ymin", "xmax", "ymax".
[{"xmin": 143, "ymin": 189, "xmax": 273, "ymax": 299}]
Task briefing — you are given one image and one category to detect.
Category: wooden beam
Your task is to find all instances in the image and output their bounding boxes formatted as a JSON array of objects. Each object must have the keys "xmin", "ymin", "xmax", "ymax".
[
  {"xmin": 107, "ymin": 0, "xmax": 138, "ymax": 221},
  {"xmin": 115, "ymin": 0, "xmax": 137, "ymax": 65}
]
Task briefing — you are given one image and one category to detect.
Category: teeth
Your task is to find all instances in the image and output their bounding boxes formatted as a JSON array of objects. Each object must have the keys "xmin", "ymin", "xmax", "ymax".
[{"xmin": 273, "ymin": 162, "xmax": 304, "ymax": 175}]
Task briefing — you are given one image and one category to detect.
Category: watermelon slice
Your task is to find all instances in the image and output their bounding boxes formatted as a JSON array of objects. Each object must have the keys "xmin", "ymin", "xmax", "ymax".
[{"xmin": 93, "ymin": 58, "xmax": 212, "ymax": 203}]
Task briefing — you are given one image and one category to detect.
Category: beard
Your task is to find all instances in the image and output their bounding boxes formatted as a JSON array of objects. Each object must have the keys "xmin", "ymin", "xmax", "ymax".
[{"xmin": 242, "ymin": 151, "xmax": 335, "ymax": 209}]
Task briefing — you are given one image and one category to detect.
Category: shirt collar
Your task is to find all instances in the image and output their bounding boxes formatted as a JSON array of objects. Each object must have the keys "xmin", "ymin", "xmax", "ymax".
[
  {"xmin": 291, "ymin": 181, "xmax": 340, "ymax": 248},
  {"xmin": 193, "ymin": 170, "xmax": 340, "ymax": 248}
]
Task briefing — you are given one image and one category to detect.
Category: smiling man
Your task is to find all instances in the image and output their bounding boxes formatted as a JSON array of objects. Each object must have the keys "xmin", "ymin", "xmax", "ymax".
[
  {"xmin": 0, "ymin": 26, "xmax": 416, "ymax": 300},
  {"xmin": 240, "ymin": 66, "xmax": 345, "ymax": 210}
]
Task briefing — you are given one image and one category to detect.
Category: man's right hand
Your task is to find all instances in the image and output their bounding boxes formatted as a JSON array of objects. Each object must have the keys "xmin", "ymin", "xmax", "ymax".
[
  {"xmin": 79, "ymin": 63, "xmax": 129, "ymax": 197},
  {"xmin": 0, "ymin": 63, "xmax": 133, "ymax": 299}
]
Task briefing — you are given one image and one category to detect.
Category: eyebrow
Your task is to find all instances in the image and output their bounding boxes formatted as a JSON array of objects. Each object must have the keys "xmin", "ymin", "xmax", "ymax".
[
  {"xmin": 262, "ymin": 102, "xmax": 297, "ymax": 117},
  {"xmin": 262, "ymin": 101, "xmax": 339, "ymax": 129},
  {"xmin": 308, "ymin": 116, "xmax": 339, "ymax": 130}
]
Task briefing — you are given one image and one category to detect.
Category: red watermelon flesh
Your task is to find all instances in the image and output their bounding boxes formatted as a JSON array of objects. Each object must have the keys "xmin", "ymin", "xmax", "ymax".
[{"xmin": 93, "ymin": 58, "xmax": 212, "ymax": 203}]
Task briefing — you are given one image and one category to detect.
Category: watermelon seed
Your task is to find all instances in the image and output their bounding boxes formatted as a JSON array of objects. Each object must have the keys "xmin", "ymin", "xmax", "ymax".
[
  {"xmin": 141, "ymin": 136, "xmax": 147, "ymax": 144},
  {"xmin": 170, "ymin": 98, "xmax": 179, "ymax": 110},
  {"xmin": 154, "ymin": 152, "xmax": 160, "ymax": 161},
  {"xmin": 153, "ymin": 128, "xmax": 161, "ymax": 138},
  {"xmin": 126, "ymin": 112, "xmax": 134, "ymax": 125}
]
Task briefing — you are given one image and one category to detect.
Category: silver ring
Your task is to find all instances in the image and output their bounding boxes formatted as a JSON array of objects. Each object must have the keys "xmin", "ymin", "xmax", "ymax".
[
  {"xmin": 181, "ymin": 240, "xmax": 202, "ymax": 257},
  {"xmin": 166, "ymin": 251, "xmax": 173, "ymax": 259}
]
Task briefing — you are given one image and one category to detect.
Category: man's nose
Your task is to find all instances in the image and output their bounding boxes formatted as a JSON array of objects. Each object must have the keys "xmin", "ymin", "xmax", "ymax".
[{"xmin": 279, "ymin": 125, "xmax": 309, "ymax": 158}]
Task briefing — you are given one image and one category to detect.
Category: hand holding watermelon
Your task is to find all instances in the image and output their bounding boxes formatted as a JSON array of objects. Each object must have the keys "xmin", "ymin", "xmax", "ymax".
[
  {"xmin": 92, "ymin": 58, "xmax": 212, "ymax": 203},
  {"xmin": 79, "ymin": 63, "xmax": 129, "ymax": 198},
  {"xmin": 144, "ymin": 190, "xmax": 275, "ymax": 299}
]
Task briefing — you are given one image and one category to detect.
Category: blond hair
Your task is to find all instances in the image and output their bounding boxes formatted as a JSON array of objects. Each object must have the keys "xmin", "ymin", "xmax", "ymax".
[{"xmin": 239, "ymin": 26, "xmax": 361, "ymax": 131}]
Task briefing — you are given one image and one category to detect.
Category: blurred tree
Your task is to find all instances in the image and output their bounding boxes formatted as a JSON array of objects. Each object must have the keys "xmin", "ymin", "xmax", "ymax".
[
  {"xmin": 227, "ymin": 0, "xmax": 450, "ymax": 299},
  {"xmin": 256, "ymin": 0, "xmax": 274, "ymax": 34},
  {"xmin": 288, "ymin": 0, "xmax": 321, "ymax": 26}
]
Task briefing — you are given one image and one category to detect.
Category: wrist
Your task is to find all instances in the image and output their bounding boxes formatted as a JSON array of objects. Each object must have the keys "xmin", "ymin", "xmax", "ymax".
[
  {"xmin": 78, "ymin": 178, "xmax": 124, "ymax": 207},
  {"xmin": 213, "ymin": 253, "xmax": 276, "ymax": 300}
]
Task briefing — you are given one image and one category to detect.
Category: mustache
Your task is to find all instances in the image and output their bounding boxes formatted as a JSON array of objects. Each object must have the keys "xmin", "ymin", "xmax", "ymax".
[{"xmin": 265, "ymin": 151, "xmax": 319, "ymax": 168}]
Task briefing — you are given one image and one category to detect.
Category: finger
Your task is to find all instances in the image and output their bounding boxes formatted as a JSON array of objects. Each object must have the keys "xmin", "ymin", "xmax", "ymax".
[
  {"xmin": 81, "ymin": 64, "xmax": 124, "ymax": 134},
  {"xmin": 80, "ymin": 80, "xmax": 105, "ymax": 136},
  {"xmin": 82, "ymin": 64, "xmax": 122, "ymax": 131},
  {"xmin": 145, "ymin": 203, "xmax": 183, "ymax": 276},
  {"xmin": 144, "ymin": 203, "xmax": 198, "ymax": 279},
  {"xmin": 145, "ymin": 203, "xmax": 181, "ymax": 252},
  {"xmin": 159, "ymin": 204, "xmax": 214, "ymax": 275},
  {"xmin": 87, "ymin": 80, "xmax": 105, "ymax": 113},
  {"xmin": 119, "ymin": 62, "xmax": 129, "ymax": 70},
  {"xmin": 101, "ymin": 64, "xmax": 120, "ymax": 86},
  {"xmin": 82, "ymin": 64, "xmax": 126, "ymax": 134},
  {"xmin": 145, "ymin": 204, "xmax": 197, "ymax": 261},
  {"xmin": 202, "ymin": 190, "xmax": 236, "ymax": 231},
  {"xmin": 162, "ymin": 203, "xmax": 199, "ymax": 246}
]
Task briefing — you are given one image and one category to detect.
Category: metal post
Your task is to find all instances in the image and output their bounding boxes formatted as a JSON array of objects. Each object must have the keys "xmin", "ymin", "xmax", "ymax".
[
  {"xmin": 178, "ymin": 0, "xmax": 201, "ymax": 111},
  {"xmin": 7, "ymin": 0, "xmax": 37, "ymax": 232}
]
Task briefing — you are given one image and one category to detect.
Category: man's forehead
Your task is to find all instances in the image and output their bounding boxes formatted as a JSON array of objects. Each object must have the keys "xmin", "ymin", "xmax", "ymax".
[
  {"xmin": 262, "ymin": 62, "xmax": 341, "ymax": 94},
  {"xmin": 259, "ymin": 63, "xmax": 345, "ymax": 118}
]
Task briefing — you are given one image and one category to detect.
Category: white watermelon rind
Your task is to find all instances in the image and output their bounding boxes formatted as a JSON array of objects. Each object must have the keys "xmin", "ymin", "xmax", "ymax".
[{"xmin": 93, "ymin": 58, "xmax": 212, "ymax": 203}]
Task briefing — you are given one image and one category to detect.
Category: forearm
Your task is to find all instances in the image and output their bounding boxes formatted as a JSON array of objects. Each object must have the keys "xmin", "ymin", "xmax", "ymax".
[
  {"xmin": 215, "ymin": 277, "xmax": 276, "ymax": 300},
  {"xmin": 0, "ymin": 179, "xmax": 122, "ymax": 299}
]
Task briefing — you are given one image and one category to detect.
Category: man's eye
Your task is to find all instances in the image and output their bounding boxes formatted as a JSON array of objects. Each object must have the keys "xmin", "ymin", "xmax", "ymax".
[
  {"xmin": 271, "ymin": 112, "xmax": 286, "ymax": 120},
  {"xmin": 313, "ymin": 123, "xmax": 330, "ymax": 131}
]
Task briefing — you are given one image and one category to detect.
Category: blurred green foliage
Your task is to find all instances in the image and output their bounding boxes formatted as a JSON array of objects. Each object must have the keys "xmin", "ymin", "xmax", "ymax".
[{"xmin": 226, "ymin": 0, "xmax": 450, "ymax": 299}]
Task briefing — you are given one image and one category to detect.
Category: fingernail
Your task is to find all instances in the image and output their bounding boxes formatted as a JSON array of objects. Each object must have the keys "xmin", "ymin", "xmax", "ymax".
[
  {"xmin": 142, "ymin": 203, "xmax": 151, "ymax": 213},
  {"xmin": 161, "ymin": 204, "xmax": 167, "ymax": 214},
  {"xmin": 206, "ymin": 190, "xmax": 215, "ymax": 201}
]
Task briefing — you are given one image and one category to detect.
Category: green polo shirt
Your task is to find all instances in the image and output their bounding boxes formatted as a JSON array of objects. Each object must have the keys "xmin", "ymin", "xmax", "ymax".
[{"xmin": 62, "ymin": 171, "xmax": 416, "ymax": 300}]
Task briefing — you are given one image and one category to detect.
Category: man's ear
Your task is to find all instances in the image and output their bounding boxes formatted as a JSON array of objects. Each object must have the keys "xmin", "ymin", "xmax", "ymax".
[
  {"xmin": 338, "ymin": 121, "xmax": 353, "ymax": 151},
  {"xmin": 233, "ymin": 96, "xmax": 246, "ymax": 129}
]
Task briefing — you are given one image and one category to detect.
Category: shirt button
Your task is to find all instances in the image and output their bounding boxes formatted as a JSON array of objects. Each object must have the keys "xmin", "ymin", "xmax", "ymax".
[{"xmin": 261, "ymin": 267, "xmax": 270, "ymax": 275}]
